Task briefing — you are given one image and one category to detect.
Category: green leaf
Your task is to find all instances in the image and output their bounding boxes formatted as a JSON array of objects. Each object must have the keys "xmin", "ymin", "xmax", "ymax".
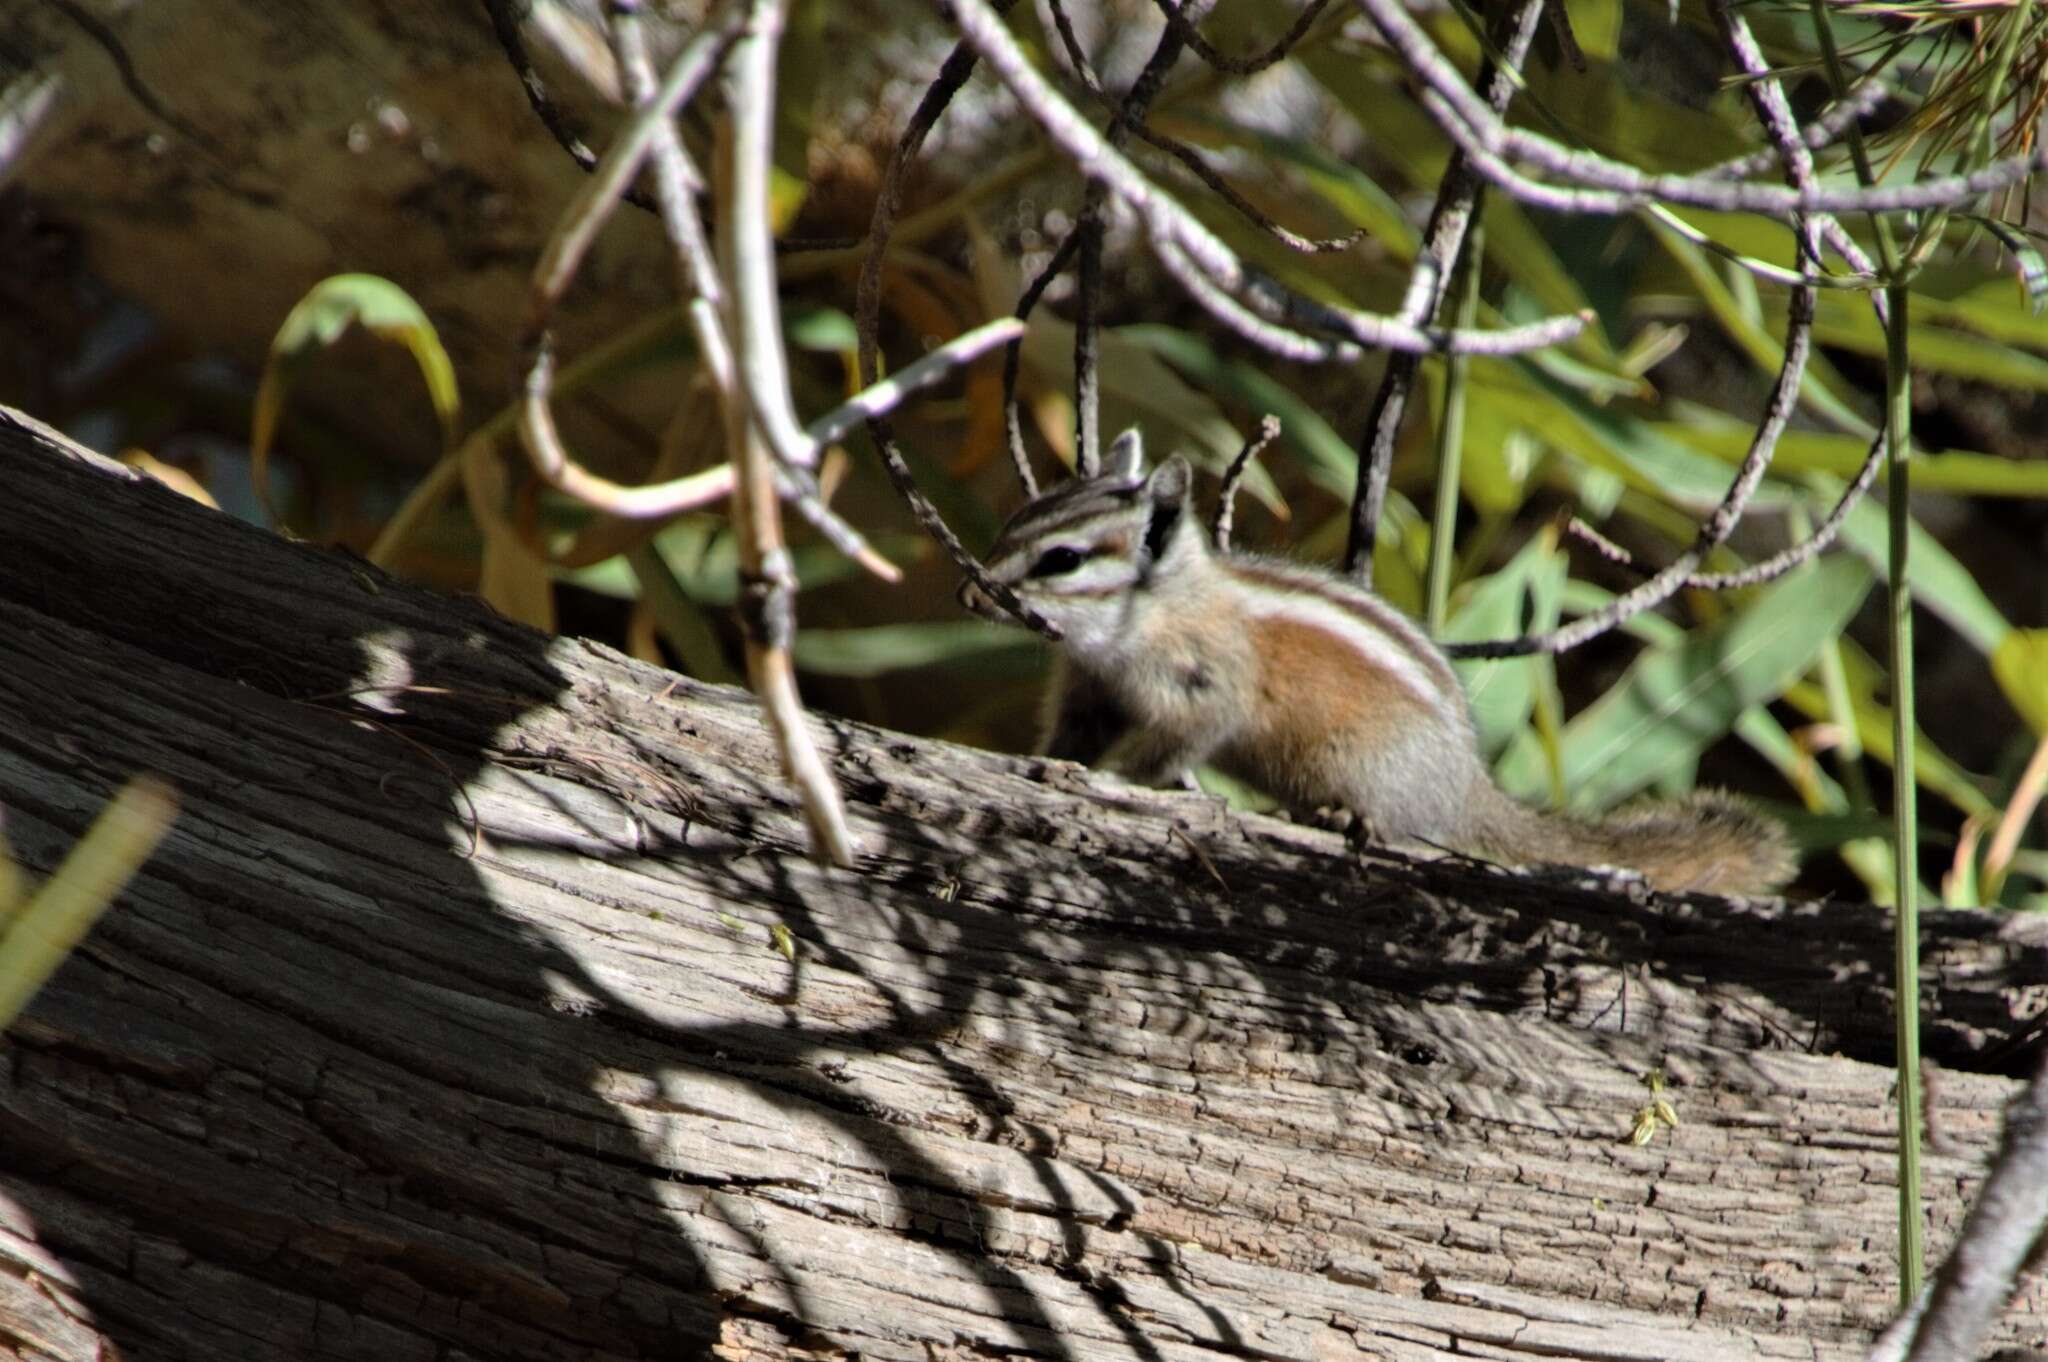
[
  {"xmin": 1117, "ymin": 325, "xmax": 1356, "ymax": 498},
  {"xmin": 626, "ymin": 543, "xmax": 740, "ymax": 686},
  {"xmin": 1020, "ymin": 321, "xmax": 1289, "ymax": 514},
  {"xmin": 1992, "ymin": 630, "xmax": 2048, "ymax": 736},
  {"xmin": 1497, "ymin": 554, "xmax": 1875, "ymax": 810},
  {"xmin": 1972, "ymin": 217, "xmax": 2048, "ymax": 316},
  {"xmin": 1444, "ymin": 527, "xmax": 1566, "ymax": 754},
  {"xmin": 1659, "ymin": 417, "xmax": 2048, "ymax": 498},
  {"xmin": 253, "ymin": 274, "xmax": 460, "ymax": 519},
  {"xmin": 1472, "ymin": 360, "xmax": 1733, "ymax": 503},
  {"xmin": 1646, "ymin": 218, "xmax": 1871, "ymax": 435},
  {"xmin": 791, "ymin": 622, "xmax": 1039, "ymax": 679},
  {"xmin": 1179, "ymin": 115, "xmax": 1416, "ymax": 259},
  {"xmin": 786, "ymin": 304, "xmax": 859, "ymax": 353},
  {"xmin": 1294, "ymin": 51, "xmax": 1608, "ymax": 357},
  {"xmin": 1814, "ymin": 289, "xmax": 2048, "ymax": 393},
  {"xmin": 1836, "ymin": 497, "xmax": 2010, "ymax": 655}
]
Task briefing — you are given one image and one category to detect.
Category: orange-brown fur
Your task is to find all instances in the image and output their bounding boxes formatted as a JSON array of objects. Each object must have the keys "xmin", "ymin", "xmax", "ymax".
[{"xmin": 968, "ymin": 440, "xmax": 1798, "ymax": 898}]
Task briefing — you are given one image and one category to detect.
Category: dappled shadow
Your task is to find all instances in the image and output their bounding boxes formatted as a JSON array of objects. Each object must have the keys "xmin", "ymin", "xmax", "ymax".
[{"xmin": 2, "ymin": 421, "xmax": 2043, "ymax": 1361}]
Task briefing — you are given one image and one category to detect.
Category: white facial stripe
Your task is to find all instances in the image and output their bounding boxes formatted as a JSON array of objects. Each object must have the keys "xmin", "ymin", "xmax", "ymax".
[
  {"xmin": 1055, "ymin": 555, "xmax": 1136, "ymax": 596},
  {"xmin": 1236, "ymin": 582, "xmax": 1453, "ymax": 715}
]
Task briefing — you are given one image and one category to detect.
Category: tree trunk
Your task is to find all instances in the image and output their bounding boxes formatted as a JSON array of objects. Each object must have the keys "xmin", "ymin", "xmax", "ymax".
[{"xmin": 1, "ymin": 405, "xmax": 2044, "ymax": 1361}]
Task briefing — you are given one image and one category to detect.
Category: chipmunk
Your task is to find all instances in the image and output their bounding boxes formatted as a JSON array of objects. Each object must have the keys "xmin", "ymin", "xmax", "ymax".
[{"xmin": 958, "ymin": 429, "xmax": 1795, "ymax": 897}]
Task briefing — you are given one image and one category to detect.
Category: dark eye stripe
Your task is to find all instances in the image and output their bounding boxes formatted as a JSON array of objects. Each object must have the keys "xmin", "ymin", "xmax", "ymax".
[{"xmin": 1027, "ymin": 546, "xmax": 1087, "ymax": 579}]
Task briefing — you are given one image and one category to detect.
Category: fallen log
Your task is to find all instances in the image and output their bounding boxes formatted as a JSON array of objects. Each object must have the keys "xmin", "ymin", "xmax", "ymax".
[{"xmin": 1, "ymin": 405, "xmax": 2043, "ymax": 1360}]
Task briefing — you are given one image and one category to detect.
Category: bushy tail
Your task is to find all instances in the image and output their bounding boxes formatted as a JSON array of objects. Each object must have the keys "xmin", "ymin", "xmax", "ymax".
[{"xmin": 1465, "ymin": 786, "xmax": 1795, "ymax": 897}]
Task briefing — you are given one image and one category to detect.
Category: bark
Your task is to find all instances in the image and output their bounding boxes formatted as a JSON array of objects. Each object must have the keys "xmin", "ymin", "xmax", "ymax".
[{"xmin": 0, "ymin": 404, "xmax": 2045, "ymax": 1361}]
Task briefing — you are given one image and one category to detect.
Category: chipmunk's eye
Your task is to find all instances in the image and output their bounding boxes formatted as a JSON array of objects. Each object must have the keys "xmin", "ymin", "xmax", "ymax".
[{"xmin": 1027, "ymin": 546, "xmax": 1086, "ymax": 579}]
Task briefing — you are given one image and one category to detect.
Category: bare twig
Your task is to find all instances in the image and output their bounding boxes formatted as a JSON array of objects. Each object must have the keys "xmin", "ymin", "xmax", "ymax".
[
  {"xmin": 481, "ymin": 0, "xmax": 658, "ymax": 214},
  {"xmin": 1047, "ymin": 0, "xmax": 1359, "ymax": 255},
  {"xmin": 1681, "ymin": 428, "xmax": 1884, "ymax": 590},
  {"xmin": 1446, "ymin": 283, "xmax": 1816, "ymax": 658},
  {"xmin": 1354, "ymin": 0, "xmax": 2048, "ymax": 217},
  {"xmin": 1211, "ymin": 415, "xmax": 1282, "ymax": 551},
  {"xmin": 1072, "ymin": 0, "xmax": 1216, "ymax": 475},
  {"xmin": 803, "ymin": 318, "xmax": 1025, "ymax": 450},
  {"xmin": 512, "ymin": 1, "xmax": 894, "ymax": 577},
  {"xmin": 1152, "ymin": 238, "xmax": 1363, "ymax": 361},
  {"xmin": 939, "ymin": 0, "xmax": 1591, "ymax": 357},
  {"xmin": 1043, "ymin": 0, "xmax": 1103, "ymax": 94},
  {"xmin": 1130, "ymin": 121, "xmax": 1366, "ymax": 253},
  {"xmin": 855, "ymin": 0, "xmax": 1062, "ymax": 639},
  {"xmin": 1564, "ymin": 517, "xmax": 1639, "ymax": 567},
  {"xmin": 1001, "ymin": 227, "xmax": 1081, "ymax": 499},
  {"xmin": 515, "ymin": 3, "xmax": 771, "ymax": 521},
  {"xmin": 717, "ymin": 0, "xmax": 858, "ymax": 867},
  {"xmin": 1866, "ymin": 1050, "xmax": 2048, "ymax": 1362},
  {"xmin": 1146, "ymin": 0, "xmax": 1337, "ymax": 75},
  {"xmin": 1701, "ymin": 75, "xmax": 1893, "ymax": 183},
  {"xmin": 1345, "ymin": 0, "xmax": 1546, "ymax": 582}
]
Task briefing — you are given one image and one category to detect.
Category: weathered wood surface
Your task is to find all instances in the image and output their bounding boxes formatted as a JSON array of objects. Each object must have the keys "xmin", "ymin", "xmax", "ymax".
[{"xmin": 0, "ymin": 403, "xmax": 2044, "ymax": 1361}]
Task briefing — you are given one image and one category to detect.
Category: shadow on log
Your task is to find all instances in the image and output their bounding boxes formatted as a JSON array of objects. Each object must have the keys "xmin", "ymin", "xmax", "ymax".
[{"xmin": 1, "ymin": 405, "xmax": 2044, "ymax": 1360}]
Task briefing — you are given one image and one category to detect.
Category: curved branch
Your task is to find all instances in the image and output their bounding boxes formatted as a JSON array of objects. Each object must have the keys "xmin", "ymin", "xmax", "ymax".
[
  {"xmin": 1356, "ymin": 0, "xmax": 2047, "ymax": 218},
  {"xmin": 939, "ymin": 0, "xmax": 1590, "ymax": 358},
  {"xmin": 854, "ymin": 0, "xmax": 1063, "ymax": 640},
  {"xmin": 1445, "ymin": 284, "xmax": 1816, "ymax": 659},
  {"xmin": 1345, "ymin": 0, "xmax": 1547, "ymax": 582},
  {"xmin": 1145, "ymin": 0, "xmax": 1337, "ymax": 75}
]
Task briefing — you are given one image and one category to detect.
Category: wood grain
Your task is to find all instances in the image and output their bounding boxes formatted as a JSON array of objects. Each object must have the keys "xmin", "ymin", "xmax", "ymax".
[{"xmin": 0, "ymin": 405, "xmax": 2043, "ymax": 1360}]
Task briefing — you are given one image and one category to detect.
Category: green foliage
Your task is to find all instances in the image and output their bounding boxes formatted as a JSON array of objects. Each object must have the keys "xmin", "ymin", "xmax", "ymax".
[{"xmin": 253, "ymin": 274, "xmax": 460, "ymax": 527}]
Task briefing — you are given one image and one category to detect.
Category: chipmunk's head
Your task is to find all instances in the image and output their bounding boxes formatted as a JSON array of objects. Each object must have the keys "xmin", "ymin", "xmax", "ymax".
[{"xmin": 958, "ymin": 428, "xmax": 1206, "ymax": 653}]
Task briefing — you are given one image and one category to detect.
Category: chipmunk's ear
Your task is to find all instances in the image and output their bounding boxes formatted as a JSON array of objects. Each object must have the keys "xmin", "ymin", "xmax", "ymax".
[
  {"xmin": 1107, "ymin": 426, "xmax": 1145, "ymax": 481},
  {"xmin": 1139, "ymin": 454, "xmax": 1197, "ymax": 568},
  {"xmin": 1142, "ymin": 452, "xmax": 1191, "ymax": 509}
]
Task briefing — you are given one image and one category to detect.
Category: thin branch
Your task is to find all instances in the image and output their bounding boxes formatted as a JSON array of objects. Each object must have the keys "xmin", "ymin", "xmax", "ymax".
[
  {"xmin": 1446, "ymin": 283, "xmax": 1816, "ymax": 658},
  {"xmin": 1867, "ymin": 1050, "xmax": 2048, "ymax": 1362},
  {"xmin": 1681, "ymin": 428, "xmax": 1884, "ymax": 590},
  {"xmin": 1354, "ymin": 0, "xmax": 2048, "ymax": 217},
  {"xmin": 1564, "ymin": 516, "xmax": 1639, "ymax": 566},
  {"xmin": 1072, "ymin": 0, "xmax": 1214, "ymax": 476},
  {"xmin": 481, "ymin": 0, "xmax": 658, "ymax": 214},
  {"xmin": 1346, "ymin": 0, "xmax": 1546, "ymax": 582},
  {"xmin": 1130, "ymin": 121, "xmax": 1366, "ymax": 253},
  {"xmin": 1701, "ymin": 74, "xmax": 1894, "ymax": 182},
  {"xmin": 803, "ymin": 318, "xmax": 1026, "ymax": 450},
  {"xmin": 1211, "ymin": 415, "xmax": 1281, "ymax": 552},
  {"xmin": 1048, "ymin": 0, "xmax": 1360, "ymax": 255},
  {"xmin": 1043, "ymin": 0, "xmax": 1103, "ymax": 95},
  {"xmin": 507, "ymin": 3, "xmax": 892, "ymax": 578},
  {"xmin": 939, "ymin": 0, "xmax": 1592, "ymax": 357},
  {"xmin": 1152, "ymin": 238, "xmax": 1364, "ymax": 361},
  {"xmin": 1146, "ymin": 0, "xmax": 1337, "ymax": 75},
  {"xmin": 1712, "ymin": 0, "xmax": 1833, "ymax": 273},
  {"xmin": 855, "ymin": 0, "xmax": 1062, "ymax": 639},
  {"xmin": 717, "ymin": 0, "xmax": 858, "ymax": 868},
  {"xmin": 1001, "ymin": 228, "xmax": 1082, "ymax": 499}
]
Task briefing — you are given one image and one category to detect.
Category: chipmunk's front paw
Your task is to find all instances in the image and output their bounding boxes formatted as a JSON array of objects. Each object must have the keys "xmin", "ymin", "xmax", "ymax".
[{"xmin": 1306, "ymin": 804, "xmax": 1380, "ymax": 850}]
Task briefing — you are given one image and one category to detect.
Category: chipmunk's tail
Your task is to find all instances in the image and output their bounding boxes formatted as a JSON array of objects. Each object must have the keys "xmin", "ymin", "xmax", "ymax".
[{"xmin": 1467, "ymin": 786, "xmax": 1796, "ymax": 897}]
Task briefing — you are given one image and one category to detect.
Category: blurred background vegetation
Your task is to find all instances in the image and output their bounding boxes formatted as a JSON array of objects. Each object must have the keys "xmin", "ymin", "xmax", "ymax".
[{"xmin": 3, "ymin": 0, "xmax": 2044, "ymax": 907}]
